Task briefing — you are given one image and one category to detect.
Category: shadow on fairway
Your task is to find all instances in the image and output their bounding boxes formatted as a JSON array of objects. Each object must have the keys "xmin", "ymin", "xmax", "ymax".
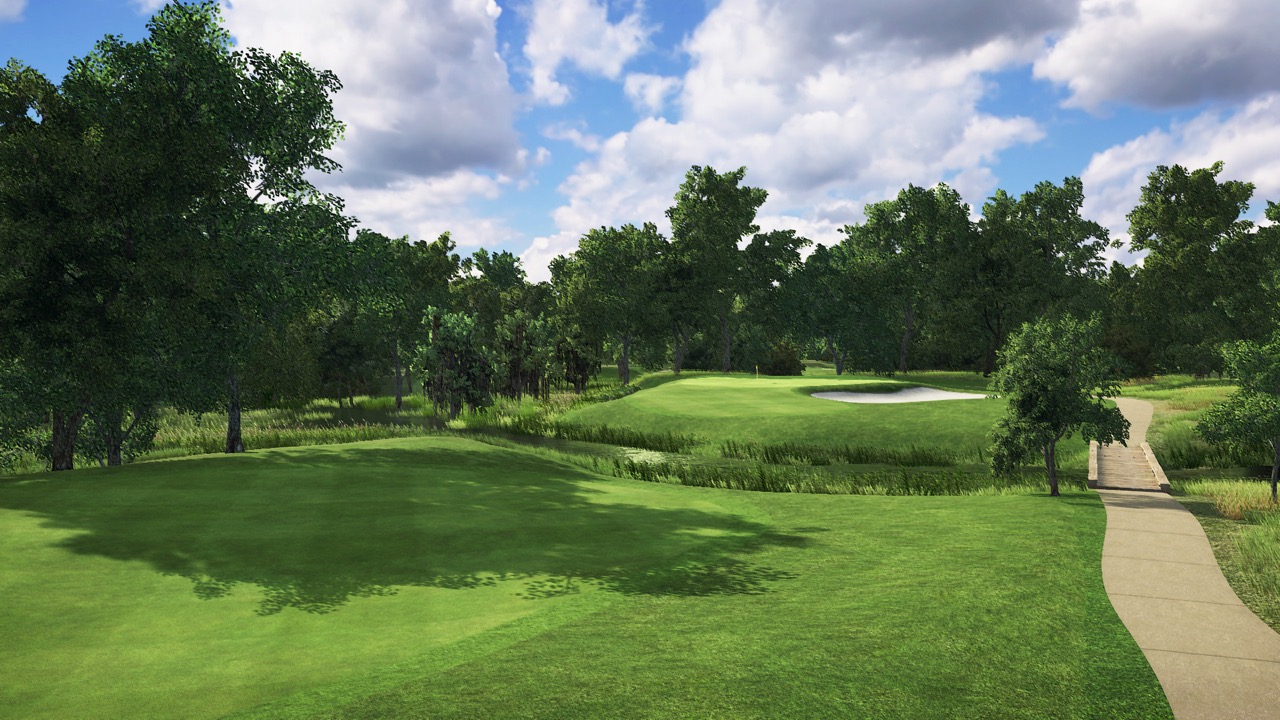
[{"xmin": 0, "ymin": 440, "xmax": 813, "ymax": 615}]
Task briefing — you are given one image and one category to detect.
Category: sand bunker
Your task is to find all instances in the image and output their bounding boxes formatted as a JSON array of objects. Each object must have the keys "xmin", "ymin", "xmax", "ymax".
[{"xmin": 812, "ymin": 387, "xmax": 988, "ymax": 404}]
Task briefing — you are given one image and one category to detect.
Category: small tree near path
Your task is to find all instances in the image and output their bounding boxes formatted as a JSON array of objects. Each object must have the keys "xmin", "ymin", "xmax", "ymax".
[
  {"xmin": 1197, "ymin": 333, "xmax": 1280, "ymax": 502},
  {"xmin": 990, "ymin": 315, "xmax": 1129, "ymax": 496}
]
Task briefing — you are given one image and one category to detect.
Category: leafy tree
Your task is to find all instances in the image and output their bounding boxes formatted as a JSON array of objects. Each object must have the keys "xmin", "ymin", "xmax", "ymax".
[
  {"xmin": 1128, "ymin": 162, "xmax": 1266, "ymax": 374},
  {"xmin": 990, "ymin": 315, "xmax": 1129, "ymax": 496},
  {"xmin": 969, "ymin": 178, "xmax": 1111, "ymax": 375},
  {"xmin": 843, "ymin": 184, "xmax": 972, "ymax": 373},
  {"xmin": 559, "ymin": 223, "xmax": 667, "ymax": 385},
  {"xmin": 792, "ymin": 242, "xmax": 896, "ymax": 375},
  {"xmin": 1198, "ymin": 332, "xmax": 1280, "ymax": 501},
  {"xmin": 415, "ymin": 309, "xmax": 497, "ymax": 421},
  {"xmin": 665, "ymin": 165, "xmax": 767, "ymax": 372}
]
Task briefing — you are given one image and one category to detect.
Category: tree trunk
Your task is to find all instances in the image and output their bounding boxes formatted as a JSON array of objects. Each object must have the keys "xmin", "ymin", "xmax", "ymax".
[
  {"xmin": 982, "ymin": 345, "xmax": 998, "ymax": 378},
  {"xmin": 393, "ymin": 339, "xmax": 404, "ymax": 411},
  {"xmin": 226, "ymin": 374, "xmax": 244, "ymax": 454},
  {"xmin": 619, "ymin": 334, "xmax": 632, "ymax": 385},
  {"xmin": 1271, "ymin": 438, "xmax": 1279, "ymax": 503},
  {"xmin": 51, "ymin": 409, "xmax": 84, "ymax": 471},
  {"xmin": 720, "ymin": 314, "xmax": 732, "ymax": 373},
  {"xmin": 672, "ymin": 325, "xmax": 688, "ymax": 374},
  {"xmin": 898, "ymin": 302, "xmax": 917, "ymax": 374},
  {"xmin": 1043, "ymin": 442, "xmax": 1059, "ymax": 497},
  {"xmin": 103, "ymin": 407, "xmax": 125, "ymax": 467},
  {"xmin": 825, "ymin": 336, "xmax": 845, "ymax": 375}
]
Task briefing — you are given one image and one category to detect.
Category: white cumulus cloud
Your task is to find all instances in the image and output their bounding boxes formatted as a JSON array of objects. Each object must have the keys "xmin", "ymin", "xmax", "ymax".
[
  {"xmin": 0, "ymin": 0, "xmax": 26, "ymax": 23},
  {"xmin": 220, "ymin": 0, "xmax": 525, "ymax": 244},
  {"xmin": 521, "ymin": 0, "xmax": 1051, "ymax": 279},
  {"xmin": 1082, "ymin": 94, "xmax": 1280, "ymax": 262},
  {"xmin": 523, "ymin": 0, "xmax": 653, "ymax": 105},
  {"xmin": 1036, "ymin": 0, "xmax": 1280, "ymax": 110}
]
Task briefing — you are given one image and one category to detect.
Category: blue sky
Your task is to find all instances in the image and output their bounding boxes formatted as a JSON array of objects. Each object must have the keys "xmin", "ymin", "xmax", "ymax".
[{"xmin": 5, "ymin": 0, "xmax": 1280, "ymax": 279}]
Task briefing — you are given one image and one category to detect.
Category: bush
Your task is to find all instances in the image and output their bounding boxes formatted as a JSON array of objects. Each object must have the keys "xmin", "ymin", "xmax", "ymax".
[{"xmin": 761, "ymin": 341, "xmax": 804, "ymax": 376}]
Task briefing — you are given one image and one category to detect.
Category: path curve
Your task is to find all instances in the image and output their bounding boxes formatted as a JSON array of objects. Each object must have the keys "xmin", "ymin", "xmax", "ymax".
[{"xmin": 1099, "ymin": 399, "xmax": 1280, "ymax": 719}]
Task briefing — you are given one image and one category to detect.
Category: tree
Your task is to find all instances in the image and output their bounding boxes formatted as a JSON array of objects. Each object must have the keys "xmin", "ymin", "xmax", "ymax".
[
  {"xmin": 791, "ymin": 242, "xmax": 895, "ymax": 375},
  {"xmin": 559, "ymin": 223, "xmax": 667, "ymax": 385},
  {"xmin": 990, "ymin": 315, "xmax": 1129, "ymax": 496},
  {"xmin": 1198, "ymin": 332, "xmax": 1280, "ymax": 501},
  {"xmin": 843, "ymin": 184, "xmax": 972, "ymax": 373},
  {"xmin": 1127, "ymin": 162, "xmax": 1265, "ymax": 374},
  {"xmin": 415, "ymin": 309, "xmax": 497, "ymax": 421},
  {"xmin": 665, "ymin": 165, "xmax": 767, "ymax": 373},
  {"xmin": 969, "ymin": 178, "xmax": 1111, "ymax": 375}
]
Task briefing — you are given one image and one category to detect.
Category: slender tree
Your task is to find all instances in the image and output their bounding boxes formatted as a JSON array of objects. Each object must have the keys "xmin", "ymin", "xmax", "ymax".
[
  {"xmin": 665, "ymin": 165, "xmax": 767, "ymax": 373},
  {"xmin": 990, "ymin": 315, "xmax": 1129, "ymax": 496}
]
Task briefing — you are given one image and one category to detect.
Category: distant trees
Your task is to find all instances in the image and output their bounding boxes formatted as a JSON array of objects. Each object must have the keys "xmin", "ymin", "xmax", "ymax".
[
  {"xmin": 841, "ymin": 184, "xmax": 972, "ymax": 373},
  {"xmin": 558, "ymin": 224, "xmax": 667, "ymax": 385},
  {"xmin": 990, "ymin": 316, "xmax": 1129, "ymax": 496}
]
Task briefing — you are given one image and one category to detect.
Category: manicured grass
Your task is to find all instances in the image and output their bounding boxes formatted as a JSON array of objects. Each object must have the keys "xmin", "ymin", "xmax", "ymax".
[
  {"xmin": 560, "ymin": 373, "xmax": 1092, "ymax": 469},
  {"xmin": 0, "ymin": 436, "xmax": 1168, "ymax": 719}
]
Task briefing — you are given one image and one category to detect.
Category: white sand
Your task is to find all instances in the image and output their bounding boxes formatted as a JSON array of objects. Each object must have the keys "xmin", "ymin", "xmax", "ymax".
[{"xmin": 812, "ymin": 387, "xmax": 988, "ymax": 404}]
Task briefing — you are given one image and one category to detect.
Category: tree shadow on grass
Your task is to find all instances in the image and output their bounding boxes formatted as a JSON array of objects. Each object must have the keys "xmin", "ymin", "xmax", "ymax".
[{"xmin": 0, "ymin": 440, "xmax": 814, "ymax": 615}]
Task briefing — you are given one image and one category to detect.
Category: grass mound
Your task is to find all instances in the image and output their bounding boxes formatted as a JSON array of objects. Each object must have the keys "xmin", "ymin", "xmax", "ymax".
[{"xmin": 1, "ymin": 436, "xmax": 1167, "ymax": 719}]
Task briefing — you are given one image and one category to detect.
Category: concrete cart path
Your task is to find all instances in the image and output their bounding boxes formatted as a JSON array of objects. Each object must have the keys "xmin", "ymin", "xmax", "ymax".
[{"xmin": 1099, "ymin": 398, "xmax": 1280, "ymax": 719}]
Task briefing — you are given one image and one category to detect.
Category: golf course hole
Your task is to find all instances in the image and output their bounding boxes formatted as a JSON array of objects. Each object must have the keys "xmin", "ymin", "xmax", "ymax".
[{"xmin": 812, "ymin": 387, "xmax": 988, "ymax": 404}]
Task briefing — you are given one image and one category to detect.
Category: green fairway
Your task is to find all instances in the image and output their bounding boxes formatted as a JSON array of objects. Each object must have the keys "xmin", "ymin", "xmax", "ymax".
[
  {"xmin": 0, "ymin": 436, "xmax": 1168, "ymax": 719},
  {"xmin": 561, "ymin": 373, "xmax": 1090, "ymax": 468}
]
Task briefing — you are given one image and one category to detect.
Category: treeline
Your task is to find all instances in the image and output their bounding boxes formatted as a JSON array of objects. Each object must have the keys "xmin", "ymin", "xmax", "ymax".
[
  {"xmin": 4, "ymin": 3, "xmax": 1279, "ymax": 474},
  {"xmin": 555, "ymin": 160, "xmax": 1280, "ymax": 384}
]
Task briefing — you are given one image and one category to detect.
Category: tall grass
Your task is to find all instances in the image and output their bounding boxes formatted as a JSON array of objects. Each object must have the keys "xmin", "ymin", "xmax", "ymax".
[
  {"xmin": 495, "ymin": 414, "xmax": 701, "ymax": 454},
  {"xmin": 718, "ymin": 438, "xmax": 975, "ymax": 467},
  {"xmin": 1235, "ymin": 512, "xmax": 1280, "ymax": 607},
  {"xmin": 1174, "ymin": 479, "xmax": 1279, "ymax": 520},
  {"xmin": 1154, "ymin": 424, "xmax": 1273, "ymax": 470},
  {"xmin": 608, "ymin": 457, "xmax": 1077, "ymax": 496}
]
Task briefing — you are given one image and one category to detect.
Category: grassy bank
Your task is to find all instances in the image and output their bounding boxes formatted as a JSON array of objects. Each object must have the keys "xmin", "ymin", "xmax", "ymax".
[
  {"xmin": 1171, "ymin": 478, "xmax": 1280, "ymax": 632},
  {"xmin": 0, "ymin": 436, "xmax": 1167, "ymax": 719}
]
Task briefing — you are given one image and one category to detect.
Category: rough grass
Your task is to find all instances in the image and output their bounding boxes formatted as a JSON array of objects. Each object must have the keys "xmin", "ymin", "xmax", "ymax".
[
  {"xmin": 0, "ymin": 436, "xmax": 1170, "ymax": 719},
  {"xmin": 1172, "ymin": 478, "xmax": 1280, "ymax": 632},
  {"xmin": 1122, "ymin": 376, "xmax": 1275, "ymax": 470}
]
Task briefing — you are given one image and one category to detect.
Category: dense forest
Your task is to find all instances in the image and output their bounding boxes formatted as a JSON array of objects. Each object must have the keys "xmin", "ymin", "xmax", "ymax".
[{"xmin": 2, "ymin": 3, "xmax": 1278, "ymax": 472}]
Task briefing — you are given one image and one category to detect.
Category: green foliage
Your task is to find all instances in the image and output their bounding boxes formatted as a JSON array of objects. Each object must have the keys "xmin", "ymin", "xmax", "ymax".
[
  {"xmin": 557, "ymin": 223, "xmax": 667, "ymax": 385},
  {"xmin": 718, "ymin": 438, "xmax": 969, "ymax": 467},
  {"xmin": 990, "ymin": 315, "xmax": 1128, "ymax": 495},
  {"xmin": 664, "ymin": 165, "xmax": 768, "ymax": 372},
  {"xmin": 608, "ymin": 457, "xmax": 1080, "ymax": 497},
  {"xmin": 842, "ymin": 183, "xmax": 973, "ymax": 373},
  {"xmin": 760, "ymin": 340, "xmax": 804, "ymax": 376},
  {"xmin": 415, "ymin": 309, "xmax": 498, "ymax": 420},
  {"xmin": 1197, "ymin": 331, "xmax": 1280, "ymax": 499},
  {"xmin": 1126, "ymin": 162, "xmax": 1274, "ymax": 374},
  {"xmin": 968, "ymin": 177, "xmax": 1112, "ymax": 375}
]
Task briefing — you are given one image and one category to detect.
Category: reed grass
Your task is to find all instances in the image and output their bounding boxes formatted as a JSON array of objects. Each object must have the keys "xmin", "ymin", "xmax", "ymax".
[
  {"xmin": 1173, "ymin": 479, "xmax": 1279, "ymax": 520},
  {"xmin": 1154, "ymin": 424, "xmax": 1273, "ymax": 470},
  {"xmin": 718, "ymin": 438, "xmax": 974, "ymax": 467},
  {"xmin": 1234, "ymin": 511, "xmax": 1280, "ymax": 608},
  {"xmin": 608, "ymin": 457, "xmax": 1079, "ymax": 497}
]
